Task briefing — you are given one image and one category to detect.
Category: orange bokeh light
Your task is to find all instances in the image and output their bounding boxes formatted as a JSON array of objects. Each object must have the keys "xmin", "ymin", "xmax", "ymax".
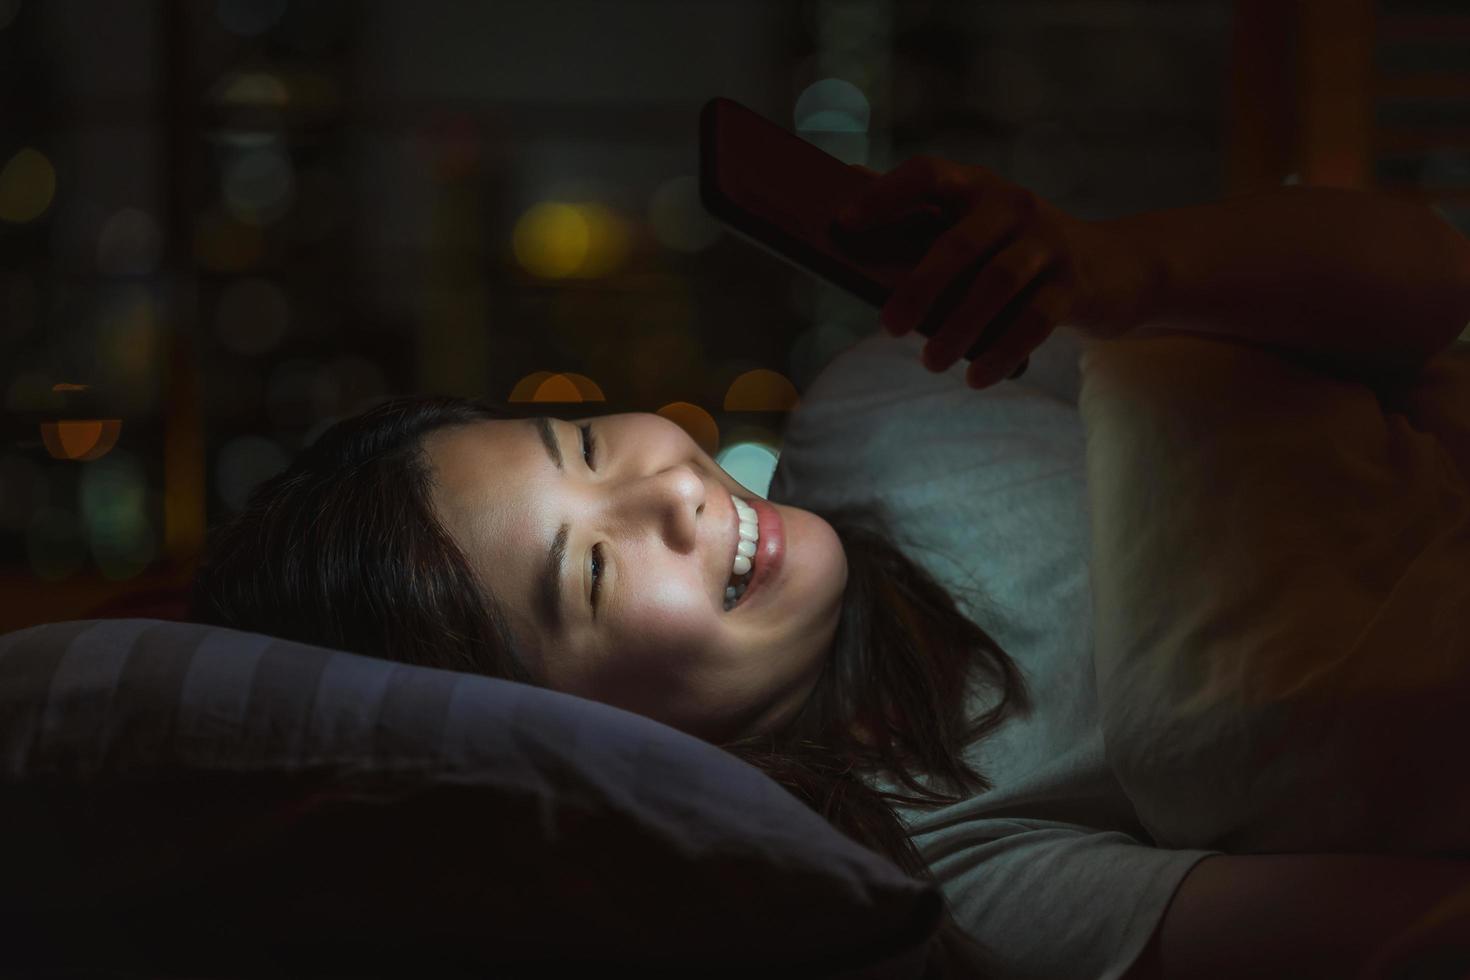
[
  {"xmin": 723, "ymin": 369, "xmax": 800, "ymax": 412},
  {"xmin": 40, "ymin": 419, "xmax": 122, "ymax": 461},
  {"xmin": 657, "ymin": 401, "xmax": 719, "ymax": 457},
  {"xmin": 509, "ymin": 371, "xmax": 606, "ymax": 403}
]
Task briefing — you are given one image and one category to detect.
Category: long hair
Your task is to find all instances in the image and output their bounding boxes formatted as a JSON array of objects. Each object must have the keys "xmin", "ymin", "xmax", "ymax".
[{"xmin": 189, "ymin": 394, "xmax": 1032, "ymax": 978}]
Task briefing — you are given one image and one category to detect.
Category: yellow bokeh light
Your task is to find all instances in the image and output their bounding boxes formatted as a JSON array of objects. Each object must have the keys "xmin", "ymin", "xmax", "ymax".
[
  {"xmin": 0, "ymin": 147, "xmax": 57, "ymax": 224},
  {"xmin": 723, "ymin": 369, "xmax": 800, "ymax": 412},
  {"xmin": 216, "ymin": 70, "xmax": 291, "ymax": 107},
  {"xmin": 514, "ymin": 202, "xmax": 590, "ymax": 278},
  {"xmin": 40, "ymin": 420, "xmax": 123, "ymax": 461},
  {"xmin": 573, "ymin": 202, "xmax": 631, "ymax": 278},
  {"xmin": 657, "ymin": 401, "xmax": 719, "ymax": 458},
  {"xmin": 512, "ymin": 200, "xmax": 630, "ymax": 279}
]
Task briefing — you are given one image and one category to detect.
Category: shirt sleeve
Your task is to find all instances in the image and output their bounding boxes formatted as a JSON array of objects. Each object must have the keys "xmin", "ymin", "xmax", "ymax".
[{"xmin": 914, "ymin": 817, "xmax": 1221, "ymax": 980}]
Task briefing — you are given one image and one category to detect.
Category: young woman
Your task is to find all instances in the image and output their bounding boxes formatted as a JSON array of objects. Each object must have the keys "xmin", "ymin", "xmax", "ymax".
[{"xmin": 190, "ymin": 156, "xmax": 1470, "ymax": 978}]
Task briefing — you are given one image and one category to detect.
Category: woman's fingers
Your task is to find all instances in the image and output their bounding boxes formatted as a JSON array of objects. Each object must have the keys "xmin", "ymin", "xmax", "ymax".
[
  {"xmin": 880, "ymin": 207, "xmax": 1021, "ymax": 339},
  {"xmin": 963, "ymin": 285, "xmax": 1068, "ymax": 390},
  {"xmin": 836, "ymin": 154, "xmax": 1083, "ymax": 389},
  {"xmin": 836, "ymin": 155, "xmax": 977, "ymax": 230},
  {"xmin": 919, "ymin": 237, "xmax": 1054, "ymax": 371}
]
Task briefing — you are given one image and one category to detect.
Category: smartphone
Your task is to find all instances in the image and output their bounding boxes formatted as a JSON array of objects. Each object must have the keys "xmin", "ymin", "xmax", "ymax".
[{"xmin": 698, "ymin": 96, "xmax": 1028, "ymax": 379}]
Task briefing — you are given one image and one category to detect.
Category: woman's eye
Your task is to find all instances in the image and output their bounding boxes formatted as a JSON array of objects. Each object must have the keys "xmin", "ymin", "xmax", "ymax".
[
  {"xmin": 590, "ymin": 542, "xmax": 604, "ymax": 610},
  {"xmin": 579, "ymin": 422, "xmax": 597, "ymax": 469}
]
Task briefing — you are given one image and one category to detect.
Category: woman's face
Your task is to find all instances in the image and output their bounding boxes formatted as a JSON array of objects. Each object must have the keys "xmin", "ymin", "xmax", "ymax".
[{"xmin": 422, "ymin": 412, "xmax": 846, "ymax": 742}]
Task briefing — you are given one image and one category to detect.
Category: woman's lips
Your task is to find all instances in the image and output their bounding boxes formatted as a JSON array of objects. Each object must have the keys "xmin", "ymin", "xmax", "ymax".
[{"xmin": 735, "ymin": 495, "xmax": 784, "ymax": 609}]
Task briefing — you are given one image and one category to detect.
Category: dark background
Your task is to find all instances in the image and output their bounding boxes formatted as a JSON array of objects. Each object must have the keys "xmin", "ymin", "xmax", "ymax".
[{"xmin": 2, "ymin": 0, "xmax": 1467, "ymax": 632}]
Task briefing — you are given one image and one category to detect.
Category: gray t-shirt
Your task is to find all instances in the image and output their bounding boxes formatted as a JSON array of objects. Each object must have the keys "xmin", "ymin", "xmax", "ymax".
[{"xmin": 767, "ymin": 327, "xmax": 1221, "ymax": 980}]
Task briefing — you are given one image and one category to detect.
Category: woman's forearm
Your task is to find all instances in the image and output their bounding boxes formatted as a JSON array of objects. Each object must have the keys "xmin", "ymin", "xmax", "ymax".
[
  {"xmin": 1101, "ymin": 187, "xmax": 1470, "ymax": 373},
  {"xmin": 1123, "ymin": 852, "xmax": 1470, "ymax": 980}
]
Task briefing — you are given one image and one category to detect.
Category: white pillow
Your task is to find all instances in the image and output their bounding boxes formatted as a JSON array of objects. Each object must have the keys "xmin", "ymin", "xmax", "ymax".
[{"xmin": 1079, "ymin": 333, "xmax": 1470, "ymax": 857}]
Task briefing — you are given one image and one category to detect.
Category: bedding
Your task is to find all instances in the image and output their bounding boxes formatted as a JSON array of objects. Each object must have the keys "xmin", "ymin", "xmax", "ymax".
[
  {"xmin": 0, "ymin": 617, "xmax": 942, "ymax": 978},
  {"xmin": 1080, "ymin": 333, "xmax": 1470, "ymax": 856},
  {"xmin": 768, "ymin": 325, "xmax": 1223, "ymax": 980}
]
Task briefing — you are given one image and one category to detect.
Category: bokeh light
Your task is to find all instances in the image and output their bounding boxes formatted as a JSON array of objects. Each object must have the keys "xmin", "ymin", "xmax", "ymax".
[
  {"xmin": 223, "ymin": 143, "xmax": 296, "ymax": 226},
  {"xmin": 656, "ymin": 401, "xmax": 719, "ymax": 458},
  {"xmin": 508, "ymin": 371, "xmax": 555, "ymax": 402},
  {"xmin": 215, "ymin": 70, "xmax": 291, "ymax": 107},
  {"xmin": 648, "ymin": 175, "xmax": 723, "ymax": 253},
  {"xmin": 80, "ymin": 449, "xmax": 156, "ymax": 580},
  {"xmin": 513, "ymin": 202, "xmax": 586, "ymax": 278},
  {"xmin": 716, "ymin": 440, "xmax": 780, "ymax": 500},
  {"xmin": 512, "ymin": 201, "xmax": 630, "ymax": 279},
  {"xmin": 40, "ymin": 420, "xmax": 123, "ymax": 461},
  {"xmin": 216, "ymin": 435, "xmax": 289, "ymax": 512},
  {"xmin": 0, "ymin": 148, "xmax": 57, "ymax": 224},
  {"xmin": 723, "ymin": 368, "xmax": 800, "ymax": 412},
  {"xmin": 535, "ymin": 372, "xmax": 604, "ymax": 402},
  {"xmin": 97, "ymin": 207, "xmax": 163, "ymax": 276},
  {"xmin": 509, "ymin": 371, "xmax": 606, "ymax": 403},
  {"xmin": 215, "ymin": 278, "xmax": 291, "ymax": 356},
  {"xmin": 532, "ymin": 374, "xmax": 579, "ymax": 402},
  {"xmin": 794, "ymin": 78, "xmax": 871, "ymax": 133}
]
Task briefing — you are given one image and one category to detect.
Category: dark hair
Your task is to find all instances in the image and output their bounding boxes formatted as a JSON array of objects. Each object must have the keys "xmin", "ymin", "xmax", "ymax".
[{"xmin": 190, "ymin": 394, "xmax": 1032, "ymax": 978}]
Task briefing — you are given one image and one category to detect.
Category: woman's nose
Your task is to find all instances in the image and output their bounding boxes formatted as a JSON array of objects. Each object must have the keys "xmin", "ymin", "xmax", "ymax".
[{"xmin": 615, "ymin": 463, "xmax": 705, "ymax": 549}]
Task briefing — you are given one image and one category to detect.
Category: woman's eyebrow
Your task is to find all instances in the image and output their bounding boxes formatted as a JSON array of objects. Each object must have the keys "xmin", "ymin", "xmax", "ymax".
[{"xmin": 531, "ymin": 415, "xmax": 563, "ymax": 471}]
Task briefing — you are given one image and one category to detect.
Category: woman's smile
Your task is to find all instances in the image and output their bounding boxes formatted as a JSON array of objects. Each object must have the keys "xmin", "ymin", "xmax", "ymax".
[
  {"xmin": 421, "ymin": 410, "xmax": 845, "ymax": 742},
  {"xmin": 725, "ymin": 493, "xmax": 786, "ymax": 614}
]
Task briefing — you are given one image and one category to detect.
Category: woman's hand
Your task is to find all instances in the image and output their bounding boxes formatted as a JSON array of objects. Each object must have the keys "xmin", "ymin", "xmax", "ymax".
[{"xmin": 834, "ymin": 156, "xmax": 1157, "ymax": 389}]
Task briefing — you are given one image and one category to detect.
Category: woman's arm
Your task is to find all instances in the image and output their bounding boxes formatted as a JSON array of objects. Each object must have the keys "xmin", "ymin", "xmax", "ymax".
[
  {"xmin": 834, "ymin": 157, "xmax": 1470, "ymax": 387},
  {"xmin": 1121, "ymin": 852, "xmax": 1470, "ymax": 980},
  {"xmin": 1104, "ymin": 188, "xmax": 1470, "ymax": 376}
]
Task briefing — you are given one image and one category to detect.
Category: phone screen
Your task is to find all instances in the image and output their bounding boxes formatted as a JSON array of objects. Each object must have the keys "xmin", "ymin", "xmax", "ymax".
[
  {"xmin": 698, "ymin": 96, "xmax": 1030, "ymax": 380},
  {"xmin": 698, "ymin": 96, "xmax": 943, "ymax": 311}
]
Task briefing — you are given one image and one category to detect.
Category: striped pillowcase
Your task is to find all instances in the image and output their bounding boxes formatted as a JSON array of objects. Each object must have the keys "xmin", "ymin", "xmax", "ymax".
[{"xmin": 0, "ymin": 617, "xmax": 940, "ymax": 978}]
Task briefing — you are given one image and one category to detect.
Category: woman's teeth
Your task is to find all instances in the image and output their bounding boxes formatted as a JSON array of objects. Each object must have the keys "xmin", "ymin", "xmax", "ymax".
[{"xmin": 724, "ymin": 497, "xmax": 759, "ymax": 611}]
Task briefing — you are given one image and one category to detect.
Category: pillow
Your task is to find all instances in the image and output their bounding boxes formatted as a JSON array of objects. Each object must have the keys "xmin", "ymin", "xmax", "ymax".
[
  {"xmin": 0, "ymin": 618, "xmax": 942, "ymax": 978},
  {"xmin": 1079, "ymin": 333, "xmax": 1470, "ymax": 857}
]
